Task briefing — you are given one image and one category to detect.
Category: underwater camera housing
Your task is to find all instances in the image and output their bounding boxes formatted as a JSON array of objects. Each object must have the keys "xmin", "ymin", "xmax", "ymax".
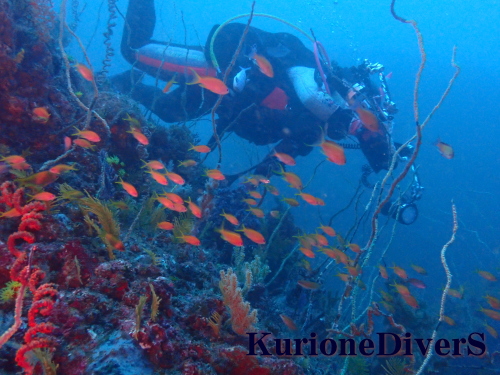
[{"xmin": 380, "ymin": 200, "xmax": 419, "ymax": 225}]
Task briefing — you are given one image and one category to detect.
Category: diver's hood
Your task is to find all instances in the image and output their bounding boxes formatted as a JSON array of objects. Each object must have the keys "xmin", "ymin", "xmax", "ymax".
[{"xmin": 287, "ymin": 66, "xmax": 346, "ymax": 121}]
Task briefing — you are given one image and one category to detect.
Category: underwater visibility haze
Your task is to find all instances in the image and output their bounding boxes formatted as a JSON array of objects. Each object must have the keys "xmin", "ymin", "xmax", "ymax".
[{"xmin": 0, "ymin": 0, "xmax": 499, "ymax": 374}]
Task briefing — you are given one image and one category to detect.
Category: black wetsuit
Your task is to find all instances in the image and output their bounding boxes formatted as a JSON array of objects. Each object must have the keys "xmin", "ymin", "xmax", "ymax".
[{"xmin": 114, "ymin": 0, "xmax": 394, "ymax": 175}]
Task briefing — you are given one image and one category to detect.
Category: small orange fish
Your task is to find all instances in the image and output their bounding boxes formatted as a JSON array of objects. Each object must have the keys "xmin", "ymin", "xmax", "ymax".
[
  {"xmin": 178, "ymin": 160, "xmax": 198, "ymax": 168},
  {"xmin": 21, "ymin": 171, "xmax": 59, "ymax": 187},
  {"xmin": 10, "ymin": 162, "xmax": 31, "ymax": 170},
  {"xmin": 217, "ymin": 227, "xmax": 244, "ymax": 246},
  {"xmin": 31, "ymin": 192, "xmax": 56, "ymax": 201},
  {"xmin": 348, "ymin": 243, "xmax": 361, "ymax": 253},
  {"xmin": 1, "ymin": 155, "xmax": 25, "ymax": 165},
  {"xmin": 64, "ymin": 136, "xmax": 72, "ymax": 151},
  {"xmin": 485, "ymin": 295, "xmax": 500, "ymax": 310},
  {"xmin": 479, "ymin": 307, "xmax": 500, "ymax": 321},
  {"xmin": 318, "ymin": 225, "xmax": 336, "ymax": 237},
  {"xmin": 265, "ymin": 184, "xmax": 280, "ymax": 196},
  {"xmin": 142, "ymin": 160, "xmax": 165, "ymax": 170},
  {"xmin": 248, "ymin": 207, "xmax": 265, "ymax": 218},
  {"xmin": 380, "ymin": 300, "xmax": 395, "ymax": 314},
  {"xmin": 206, "ymin": 169, "xmax": 225, "ymax": 181},
  {"xmin": 391, "ymin": 265, "xmax": 408, "ymax": 280},
  {"xmin": 378, "ymin": 265, "xmax": 389, "ymax": 279},
  {"xmin": 185, "ymin": 197, "xmax": 202, "ymax": 219},
  {"xmin": 171, "ymin": 203, "xmax": 187, "ymax": 213},
  {"xmin": 273, "ymin": 152, "xmax": 296, "ymax": 166},
  {"xmin": 76, "ymin": 63, "xmax": 94, "ymax": 81},
  {"xmin": 282, "ymin": 197, "xmax": 300, "ymax": 207},
  {"xmin": 165, "ymin": 172, "xmax": 185, "ymax": 185},
  {"xmin": 162, "ymin": 74, "xmax": 177, "ymax": 93},
  {"xmin": 322, "ymin": 248, "xmax": 349, "ymax": 265},
  {"xmin": 157, "ymin": 221, "xmax": 174, "ymax": 230},
  {"xmin": 345, "ymin": 265, "xmax": 361, "ymax": 277},
  {"xmin": 355, "ymin": 106, "xmax": 379, "ymax": 132},
  {"xmin": 297, "ymin": 280, "xmax": 320, "ymax": 290},
  {"xmin": 312, "ymin": 233, "xmax": 328, "ymax": 247},
  {"xmin": 221, "ymin": 211, "xmax": 239, "ymax": 226},
  {"xmin": 33, "ymin": 107, "xmax": 50, "ymax": 123},
  {"xmin": 49, "ymin": 164, "xmax": 77, "ymax": 174},
  {"xmin": 485, "ymin": 323, "xmax": 498, "ymax": 339},
  {"xmin": 105, "ymin": 233, "xmax": 124, "ymax": 251},
  {"xmin": 477, "ymin": 270, "xmax": 497, "ymax": 281},
  {"xmin": 243, "ymin": 198, "xmax": 258, "ymax": 206},
  {"xmin": 147, "ymin": 170, "xmax": 168, "ymax": 185},
  {"xmin": 72, "ymin": 128, "xmax": 101, "ymax": 142},
  {"xmin": 401, "ymin": 293, "xmax": 419, "ymax": 309},
  {"xmin": 189, "ymin": 144, "xmax": 211, "ymax": 153},
  {"xmin": 436, "ymin": 139, "xmax": 454, "ymax": 159},
  {"xmin": 320, "ymin": 139, "xmax": 346, "ymax": 165},
  {"xmin": 73, "ymin": 138, "xmax": 96, "ymax": 150},
  {"xmin": 187, "ymin": 68, "xmax": 229, "ymax": 95},
  {"xmin": 239, "ymin": 226, "xmax": 265, "ymax": 245},
  {"xmin": 128, "ymin": 129, "xmax": 149, "ymax": 145},
  {"xmin": 299, "ymin": 247, "xmax": 315, "ymax": 258},
  {"xmin": 392, "ymin": 282, "xmax": 411, "ymax": 296},
  {"xmin": 163, "ymin": 193, "xmax": 183, "ymax": 204},
  {"xmin": 280, "ymin": 314, "xmax": 297, "ymax": 331},
  {"xmin": 116, "ymin": 179, "xmax": 138, "ymax": 197},
  {"xmin": 248, "ymin": 191, "xmax": 262, "ymax": 199},
  {"xmin": 380, "ymin": 290, "xmax": 393, "ymax": 302},
  {"xmin": 442, "ymin": 315, "xmax": 455, "ymax": 326},
  {"xmin": 410, "ymin": 264, "xmax": 427, "ymax": 275},
  {"xmin": 296, "ymin": 192, "xmax": 320, "ymax": 206},
  {"xmin": 0, "ymin": 208, "xmax": 22, "ymax": 218},
  {"xmin": 336, "ymin": 273, "xmax": 350, "ymax": 282},
  {"xmin": 248, "ymin": 48, "xmax": 274, "ymax": 78},
  {"xmin": 157, "ymin": 196, "xmax": 175, "ymax": 210},
  {"xmin": 282, "ymin": 172, "xmax": 303, "ymax": 190},
  {"xmin": 178, "ymin": 234, "xmax": 201, "ymax": 246},
  {"xmin": 447, "ymin": 287, "xmax": 464, "ymax": 299},
  {"xmin": 407, "ymin": 278, "xmax": 426, "ymax": 289}
]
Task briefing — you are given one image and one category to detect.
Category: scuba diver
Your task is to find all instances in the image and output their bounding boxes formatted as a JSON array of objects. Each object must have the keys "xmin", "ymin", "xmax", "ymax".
[{"xmin": 112, "ymin": 0, "xmax": 422, "ymax": 225}]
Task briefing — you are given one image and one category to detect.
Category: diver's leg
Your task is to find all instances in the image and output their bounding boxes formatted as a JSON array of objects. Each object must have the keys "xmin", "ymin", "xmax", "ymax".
[{"xmin": 121, "ymin": 0, "xmax": 156, "ymax": 63}]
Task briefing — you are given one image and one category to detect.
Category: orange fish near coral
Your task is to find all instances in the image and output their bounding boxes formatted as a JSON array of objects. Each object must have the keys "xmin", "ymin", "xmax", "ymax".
[
  {"xmin": 64, "ymin": 136, "xmax": 72, "ymax": 151},
  {"xmin": 484, "ymin": 295, "xmax": 500, "ymax": 310},
  {"xmin": 142, "ymin": 160, "xmax": 165, "ymax": 170},
  {"xmin": 297, "ymin": 280, "xmax": 320, "ymax": 290},
  {"xmin": 378, "ymin": 265, "xmax": 389, "ymax": 279},
  {"xmin": 178, "ymin": 159, "xmax": 198, "ymax": 168},
  {"xmin": 407, "ymin": 278, "xmax": 426, "ymax": 289},
  {"xmin": 239, "ymin": 226, "xmax": 265, "ymax": 245},
  {"xmin": 280, "ymin": 314, "xmax": 297, "ymax": 331},
  {"xmin": 401, "ymin": 293, "xmax": 419, "ymax": 309},
  {"xmin": 164, "ymin": 193, "xmax": 184, "ymax": 204},
  {"xmin": 157, "ymin": 197, "xmax": 175, "ymax": 210},
  {"xmin": 189, "ymin": 144, "xmax": 211, "ymax": 153},
  {"xmin": 178, "ymin": 234, "xmax": 201, "ymax": 246},
  {"xmin": 282, "ymin": 172, "xmax": 303, "ymax": 190},
  {"xmin": 248, "ymin": 207, "xmax": 265, "ymax": 218},
  {"xmin": 73, "ymin": 138, "xmax": 95, "ymax": 150},
  {"xmin": 242, "ymin": 198, "xmax": 257, "ymax": 206},
  {"xmin": 205, "ymin": 169, "xmax": 225, "ymax": 181},
  {"xmin": 187, "ymin": 68, "xmax": 229, "ymax": 95},
  {"xmin": 348, "ymin": 243, "xmax": 361, "ymax": 253},
  {"xmin": 157, "ymin": 221, "xmax": 174, "ymax": 230},
  {"xmin": 479, "ymin": 307, "xmax": 500, "ymax": 321},
  {"xmin": 282, "ymin": 198, "xmax": 300, "ymax": 207},
  {"xmin": 49, "ymin": 164, "xmax": 77, "ymax": 174},
  {"xmin": 73, "ymin": 128, "xmax": 101, "ymax": 142},
  {"xmin": 217, "ymin": 227, "xmax": 243, "ymax": 247},
  {"xmin": 296, "ymin": 192, "xmax": 320, "ymax": 206},
  {"xmin": 392, "ymin": 282, "xmax": 410, "ymax": 296},
  {"xmin": 355, "ymin": 106, "xmax": 380, "ymax": 132},
  {"xmin": 248, "ymin": 47, "xmax": 274, "ymax": 78},
  {"xmin": 128, "ymin": 129, "xmax": 149, "ymax": 145},
  {"xmin": 436, "ymin": 139, "xmax": 454, "ymax": 159},
  {"xmin": 248, "ymin": 191, "xmax": 262, "ymax": 199},
  {"xmin": 162, "ymin": 74, "xmax": 177, "ymax": 93},
  {"xmin": 116, "ymin": 179, "xmax": 138, "ymax": 197},
  {"xmin": 447, "ymin": 287, "xmax": 464, "ymax": 299},
  {"xmin": 410, "ymin": 264, "xmax": 427, "ymax": 275},
  {"xmin": 318, "ymin": 225, "xmax": 336, "ymax": 237},
  {"xmin": 442, "ymin": 315, "xmax": 455, "ymax": 326},
  {"xmin": 185, "ymin": 197, "xmax": 202, "ymax": 219},
  {"xmin": 299, "ymin": 247, "xmax": 315, "ymax": 258},
  {"xmin": 273, "ymin": 152, "xmax": 296, "ymax": 166},
  {"xmin": 105, "ymin": 233, "xmax": 124, "ymax": 251},
  {"xmin": 320, "ymin": 139, "xmax": 346, "ymax": 165},
  {"xmin": 0, "ymin": 208, "xmax": 22, "ymax": 218},
  {"xmin": 33, "ymin": 107, "xmax": 50, "ymax": 123},
  {"xmin": 75, "ymin": 63, "xmax": 94, "ymax": 81},
  {"xmin": 485, "ymin": 324, "xmax": 499, "ymax": 338},
  {"xmin": 21, "ymin": 171, "xmax": 59, "ymax": 187},
  {"xmin": 221, "ymin": 211, "xmax": 239, "ymax": 226},
  {"xmin": 391, "ymin": 265, "xmax": 408, "ymax": 280},
  {"xmin": 31, "ymin": 192, "xmax": 56, "ymax": 201},
  {"xmin": 1, "ymin": 155, "xmax": 25, "ymax": 165},
  {"xmin": 477, "ymin": 270, "xmax": 497, "ymax": 281},
  {"xmin": 165, "ymin": 172, "xmax": 185, "ymax": 185},
  {"xmin": 147, "ymin": 170, "xmax": 168, "ymax": 185}
]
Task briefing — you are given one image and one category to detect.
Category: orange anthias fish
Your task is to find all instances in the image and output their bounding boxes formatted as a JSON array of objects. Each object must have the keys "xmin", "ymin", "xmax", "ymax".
[
  {"xmin": 72, "ymin": 128, "xmax": 101, "ymax": 142},
  {"xmin": 33, "ymin": 107, "xmax": 50, "ymax": 123},
  {"xmin": 239, "ymin": 226, "xmax": 265, "ymax": 245},
  {"xmin": 64, "ymin": 136, "xmax": 72, "ymax": 151},
  {"xmin": 447, "ymin": 287, "xmax": 464, "ymax": 299},
  {"xmin": 128, "ymin": 129, "xmax": 149, "ymax": 145},
  {"xmin": 164, "ymin": 193, "xmax": 184, "ymax": 204},
  {"xmin": 187, "ymin": 68, "xmax": 229, "ymax": 95},
  {"xmin": 162, "ymin": 74, "xmax": 177, "ymax": 93},
  {"xmin": 282, "ymin": 172, "xmax": 303, "ymax": 190},
  {"xmin": 221, "ymin": 211, "xmax": 239, "ymax": 226},
  {"xmin": 299, "ymin": 247, "xmax": 315, "ymax": 258},
  {"xmin": 355, "ymin": 106, "xmax": 380, "ymax": 132},
  {"xmin": 312, "ymin": 233, "xmax": 328, "ymax": 247},
  {"xmin": 348, "ymin": 243, "xmax": 361, "ymax": 253},
  {"xmin": 157, "ymin": 197, "xmax": 175, "ymax": 210},
  {"xmin": 442, "ymin": 315, "xmax": 455, "ymax": 326},
  {"xmin": 73, "ymin": 138, "xmax": 96, "ymax": 150},
  {"xmin": 336, "ymin": 273, "xmax": 350, "ymax": 282},
  {"xmin": 436, "ymin": 139, "xmax": 454, "ymax": 159},
  {"xmin": 410, "ymin": 264, "xmax": 427, "ymax": 275},
  {"xmin": 345, "ymin": 265, "xmax": 361, "ymax": 277},
  {"xmin": 322, "ymin": 248, "xmax": 349, "ymax": 265},
  {"xmin": 178, "ymin": 234, "xmax": 201, "ymax": 246},
  {"xmin": 484, "ymin": 295, "xmax": 500, "ymax": 310},
  {"xmin": 273, "ymin": 152, "xmax": 296, "ymax": 166},
  {"xmin": 0, "ymin": 208, "xmax": 22, "ymax": 218},
  {"xmin": 296, "ymin": 192, "xmax": 320, "ymax": 206},
  {"xmin": 76, "ymin": 63, "xmax": 94, "ymax": 81},
  {"xmin": 248, "ymin": 47, "xmax": 274, "ymax": 78},
  {"xmin": 248, "ymin": 191, "xmax": 262, "ymax": 199},
  {"xmin": 1, "ymin": 155, "xmax": 25, "ymax": 165},
  {"xmin": 206, "ymin": 169, "xmax": 225, "ymax": 181},
  {"xmin": 217, "ymin": 227, "xmax": 243, "ymax": 246},
  {"xmin": 407, "ymin": 278, "xmax": 426, "ymax": 289},
  {"xmin": 142, "ymin": 160, "xmax": 165, "ymax": 170},
  {"xmin": 178, "ymin": 160, "xmax": 198, "ymax": 168},
  {"xmin": 165, "ymin": 172, "xmax": 185, "ymax": 185},
  {"xmin": 479, "ymin": 307, "xmax": 500, "ymax": 321},
  {"xmin": 378, "ymin": 265, "xmax": 389, "ymax": 279},
  {"xmin": 116, "ymin": 179, "xmax": 138, "ymax": 197},
  {"xmin": 391, "ymin": 265, "xmax": 408, "ymax": 280},
  {"xmin": 147, "ymin": 170, "xmax": 168, "ymax": 186},
  {"xmin": 401, "ymin": 293, "xmax": 419, "ymax": 309},
  {"xmin": 265, "ymin": 184, "xmax": 280, "ymax": 196},
  {"xmin": 157, "ymin": 221, "xmax": 174, "ymax": 230},
  {"xmin": 189, "ymin": 144, "xmax": 211, "ymax": 153},
  {"xmin": 297, "ymin": 280, "xmax": 320, "ymax": 290},
  {"xmin": 320, "ymin": 139, "xmax": 346, "ymax": 165},
  {"xmin": 283, "ymin": 198, "xmax": 300, "ymax": 207},
  {"xmin": 485, "ymin": 324, "xmax": 499, "ymax": 339},
  {"xmin": 477, "ymin": 270, "xmax": 497, "ymax": 281},
  {"xmin": 185, "ymin": 197, "xmax": 202, "ymax": 219},
  {"xmin": 243, "ymin": 198, "xmax": 258, "ymax": 206},
  {"xmin": 31, "ymin": 192, "xmax": 56, "ymax": 201},
  {"xmin": 20, "ymin": 171, "xmax": 59, "ymax": 187},
  {"xmin": 171, "ymin": 203, "xmax": 187, "ymax": 213},
  {"xmin": 49, "ymin": 164, "xmax": 77, "ymax": 174},
  {"xmin": 105, "ymin": 233, "xmax": 125, "ymax": 251},
  {"xmin": 248, "ymin": 207, "xmax": 265, "ymax": 218},
  {"xmin": 318, "ymin": 225, "xmax": 336, "ymax": 237},
  {"xmin": 391, "ymin": 282, "xmax": 410, "ymax": 296},
  {"xmin": 280, "ymin": 314, "xmax": 297, "ymax": 330}
]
